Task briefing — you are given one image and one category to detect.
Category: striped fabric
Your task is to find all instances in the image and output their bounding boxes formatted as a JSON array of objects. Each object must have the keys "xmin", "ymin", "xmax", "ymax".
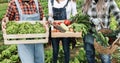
[
  {"xmin": 85, "ymin": 0, "xmax": 120, "ymax": 29},
  {"xmin": 5, "ymin": 0, "xmax": 44, "ymax": 21}
]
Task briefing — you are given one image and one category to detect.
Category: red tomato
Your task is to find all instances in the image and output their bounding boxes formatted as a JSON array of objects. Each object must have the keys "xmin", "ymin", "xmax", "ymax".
[
  {"xmin": 58, "ymin": 22, "xmax": 62, "ymax": 25},
  {"xmin": 64, "ymin": 20, "xmax": 71, "ymax": 26},
  {"xmin": 53, "ymin": 22, "xmax": 57, "ymax": 25}
]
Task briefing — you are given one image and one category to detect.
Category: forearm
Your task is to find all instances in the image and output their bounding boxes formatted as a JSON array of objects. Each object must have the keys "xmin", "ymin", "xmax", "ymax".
[
  {"xmin": 5, "ymin": 1, "xmax": 15, "ymax": 21},
  {"xmin": 38, "ymin": 2, "xmax": 44, "ymax": 20},
  {"xmin": 48, "ymin": 0, "xmax": 53, "ymax": 17},
  {"xmin": 71, "ymin": 1, "xmax": 77, "ymax": 16}
]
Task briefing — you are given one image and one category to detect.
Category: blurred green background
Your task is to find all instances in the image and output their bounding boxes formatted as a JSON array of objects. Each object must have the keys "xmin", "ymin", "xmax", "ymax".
[{"xmin": 0, "ymin": 0, "xmax": 120, "ymax": 63}]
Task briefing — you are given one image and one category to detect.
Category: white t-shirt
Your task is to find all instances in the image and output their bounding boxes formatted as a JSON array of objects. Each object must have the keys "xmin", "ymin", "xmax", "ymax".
[{"xmin": 48, "ymin": 0, "xmax": 77, "ymax": 19}]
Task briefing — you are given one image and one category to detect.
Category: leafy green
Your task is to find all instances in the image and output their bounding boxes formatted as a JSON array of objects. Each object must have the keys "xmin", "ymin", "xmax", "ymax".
[
  {"xmin": 70, "ymin": 23, "xmax": 90, "ymax": 37},
  {"xmin": 6, "ymin": 21, "xmax": 46, "ymax": 34},
  {"xmin": 6, "ymin": 21, "xmax": 19, "ymax": 34}
]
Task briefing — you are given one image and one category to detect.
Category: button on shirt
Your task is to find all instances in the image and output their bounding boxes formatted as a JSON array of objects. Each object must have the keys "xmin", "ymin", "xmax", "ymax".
[{"xmin": 5, "ymin": 0, "xmax": 44, "ymax": 21}]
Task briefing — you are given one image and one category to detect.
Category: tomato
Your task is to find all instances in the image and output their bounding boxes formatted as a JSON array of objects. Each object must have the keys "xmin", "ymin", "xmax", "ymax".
[
  {"xmin": 53, "ymin": 22, "xmax": 58, "ymax": 26},
  {"xmin": 58, "ymin": 22, "xmax": 62, "ymax": 25},
  {"xmin": 53, "ymin": 22, "xmax": 56, "ymax": 25},
  {"xmin": 64, "ymin": 20, "xmax": 71, "ymax": 26}
]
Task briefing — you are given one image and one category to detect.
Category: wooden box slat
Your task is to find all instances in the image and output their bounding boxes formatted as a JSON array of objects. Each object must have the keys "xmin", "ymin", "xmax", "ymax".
[
  {"xmin": 4, "ymin": 39, "xmax": 48, "ymax": 44},
  {"xmin": 5, "ymin": 34, "xmax": 48, "ymax": 39},
  {"xmin": 51, "ymin": 32, "xmax": 82, "ymax": 38}
]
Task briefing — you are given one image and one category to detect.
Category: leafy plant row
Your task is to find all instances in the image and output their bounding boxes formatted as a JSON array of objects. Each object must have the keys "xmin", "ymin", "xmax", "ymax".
[{"xmin": 0, "ymin": 45, "xmax": 20, "ymax": 63}]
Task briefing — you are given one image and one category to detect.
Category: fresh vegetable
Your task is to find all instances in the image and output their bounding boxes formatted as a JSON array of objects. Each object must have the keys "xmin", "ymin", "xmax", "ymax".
[
  {"xmin": 6, "ymin": 21, "xmax": 46, "ymax": 34},
  {"xmin": 58, "ymin": 22, "xmax": 62, "ymax": 25},
  {"xmin": 69, "ymin": 28, "xmax": 74, "ymax": 32},
  {"xmin": 1, "ymin": 49, "xmax": 11, "ymax": 58},
  {"xmin": 109, "ymin": 16, "xmax": 118, "ymax": 31},
  {"xmin": 1, "ymin": 59, "xmax": 12, "ymax": 63},
  {"xmin": 93, "ymin": 29, "xmax": 109, "ymax": 47},
  {"xmin": 10, "ymin": 55, "xmax": 19, "ymax": 61},
  {"xmin": 6, "ymin": 21, "xmax": 19, "ymax": 34},
  {"xmin": 69, "ymin": 23, "xmax": 89, "ymax": 36},
  {"xmin": 60, "ymin": 23, "xmax": 69, "ymax": 31},
  {"xmin": 70, "ymin": 11, "xmax": 90, "ymax": 27},
  {"xmin": 53, "ymin": 24, "xmax": 66, "ymax": 32},
  {"xmin": 64, "ymin": 20, "xmax": 71, "ymax": 26},
  {"xmin": 0, "ymin": 45, "xmax": 19, "ymax": 63}
]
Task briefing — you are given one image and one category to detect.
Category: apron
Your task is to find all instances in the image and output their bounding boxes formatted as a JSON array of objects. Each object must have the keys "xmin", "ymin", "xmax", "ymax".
[{"xmin": 51, "ymin": 0, "xmax": 69, "ymax": 20}]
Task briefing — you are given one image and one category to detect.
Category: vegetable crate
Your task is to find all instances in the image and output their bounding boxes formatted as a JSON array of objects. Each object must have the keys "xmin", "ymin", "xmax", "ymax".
[
  {"xmin": 94, "ymin": 38, "xmax": 119, "ymax": 54},
  {"xmin": 50, "ymin": 20, "xmax": 82, "ymax": 38},
  {"xmin": 2, "ymin": 21, "xmax": 49, "ymax": 44}
]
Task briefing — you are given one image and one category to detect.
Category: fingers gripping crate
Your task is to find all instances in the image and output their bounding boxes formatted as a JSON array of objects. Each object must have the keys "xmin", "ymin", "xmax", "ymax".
[{"xmin": 2, "ymin": 21, "xmax": 49, "ymax": 44}]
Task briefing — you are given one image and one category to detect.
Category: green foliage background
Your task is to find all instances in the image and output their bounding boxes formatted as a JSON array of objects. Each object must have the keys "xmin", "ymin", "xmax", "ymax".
[{"xmin": 0, "ymin": 0, "xmax": 120, "ymax": 63}]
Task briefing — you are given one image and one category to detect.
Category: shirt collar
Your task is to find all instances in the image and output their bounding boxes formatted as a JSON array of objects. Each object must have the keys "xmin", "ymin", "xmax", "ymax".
[{"xmin": 92, "ymin": 0, "xmax": 96, "ymax": 5}]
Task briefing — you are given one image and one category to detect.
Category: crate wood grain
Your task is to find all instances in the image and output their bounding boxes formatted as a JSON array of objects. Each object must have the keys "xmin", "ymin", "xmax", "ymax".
[
  {"xmin": 51, "ymin": 32, "xmax": 82, "ymax": 38},
  {"xmin": 3, "ymin": 21, "xmax": 49, "ymax": 44}
]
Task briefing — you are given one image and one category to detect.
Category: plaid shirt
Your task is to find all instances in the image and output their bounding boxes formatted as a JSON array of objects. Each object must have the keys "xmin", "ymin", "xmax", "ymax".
[
  {"xmin": 5, "ymin": 0, "xmax": 44, "ymax": 21},
  {"xmin": 86, "ymin": 0, "xmax": 120, "ymax": 29}
]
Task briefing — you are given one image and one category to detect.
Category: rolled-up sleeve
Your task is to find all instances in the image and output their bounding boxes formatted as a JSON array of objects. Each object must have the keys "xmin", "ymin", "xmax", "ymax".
[
  {"xmin": 48, "ymin": 0, "xmax": 53, "ymax": 17},
  {"xmin": 71, "ymin": 1, "xmax": 77, "ymax": 16},
  {"xmin": 39, "ymin": 2, "xmax": 44, "ymax": 20},
  {"xmin": 5, "ymin": 1, "xmax": 15, "ymax": 21}
]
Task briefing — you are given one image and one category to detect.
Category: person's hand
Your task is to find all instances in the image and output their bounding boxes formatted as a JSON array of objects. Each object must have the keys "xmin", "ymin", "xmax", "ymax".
[
  {"xmin": 2, "ymin": 17, "xmax": 8, "ymax": 32},
  {"xmin": 48, "ymin": 16, "xmax": 54, "ymax": 22},
  {"xmin": 116, "ymin": 33, "xmax": 120, "ymax": 38},
  {"xmin": 92, "ymin": 18, "xmax": 100, "ymax": 26}
]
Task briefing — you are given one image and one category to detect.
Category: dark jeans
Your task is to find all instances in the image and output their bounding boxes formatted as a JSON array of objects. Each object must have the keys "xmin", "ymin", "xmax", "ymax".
[
  {"xmin": 51, "ymin": 38, "xmax": 70, "ymax": 63},
  {"xmin": 83, "ymin": 33, "xmax": 111, "ymax": 63}
]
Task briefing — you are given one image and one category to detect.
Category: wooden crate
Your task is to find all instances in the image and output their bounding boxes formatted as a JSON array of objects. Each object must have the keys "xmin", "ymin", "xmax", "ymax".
[
  {"xmin": 3, "ymin": 21, "xmax": 49, "ymax": 44},
  {"xmin": 50, "ymin": 20, "xmax": 82, "ymax": 38}
]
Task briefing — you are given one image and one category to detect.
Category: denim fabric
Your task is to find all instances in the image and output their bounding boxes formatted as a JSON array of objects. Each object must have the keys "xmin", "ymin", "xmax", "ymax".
[
  {"xmin": 17, "ymin": 44, "xmax": 44, "ymax": 63},
  {"xmin": 52, "ymin": 7, "xmax": 67, "ymax": 20},
  {"xmin": 51, "ymin": 38, "xmax": 70, "ymax": 63},
  {"xmin": 100, "ymin": 54, "xmax": 111, "ymax": 63},
  {"xmin": 15, "ymin": 0, "xmax": 44, "ymax": 63},
  {"xmin": 83, "ymin": 33, "xmax": 111, "ymax": 63}
]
